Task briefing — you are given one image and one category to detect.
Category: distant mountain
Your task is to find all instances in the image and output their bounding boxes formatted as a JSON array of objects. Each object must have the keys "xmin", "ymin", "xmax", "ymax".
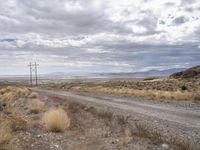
[
  {"xmin": 97, "ymin": 68, "xmax": 186, "ymax": 78},
  {"xmin": 41, "ymin": 68, "xmax": 186, "ymax": 79}
]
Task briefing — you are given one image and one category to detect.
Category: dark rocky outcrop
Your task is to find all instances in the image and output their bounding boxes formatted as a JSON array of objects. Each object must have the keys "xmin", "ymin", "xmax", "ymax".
[{"xmin": 170, "ymin": 66, "xmax": 200, "ymax": 79}]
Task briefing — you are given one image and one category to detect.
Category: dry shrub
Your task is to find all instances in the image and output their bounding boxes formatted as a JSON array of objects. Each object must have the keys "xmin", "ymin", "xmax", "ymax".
[
  {"xmin": 168, "ymin": 91, "xmax": 193, "ymax": 101},
  {"xmin": 135, "ymin": 122, "xmax": 163, "ymax": 144},
  {"xmin": 1, "ymin": 92, "xmax": 16, "ymax": 101},
  {"xmin": 0, "ymin": 86, "xmax": 31, "ymax": 102},
  {"xmin": 0, "ymin": 123, "xmax": 12, "ymax": 146},
  {"xmin": 28, "ymin": 99, "xmax": 45, "ymax": 114},
  {"xmin": 84, "ymin": 86, "xmax": 193, "ymax": 101},
  {"xmin": 97, "ymin": 111, "xmax": 113, "ymax": 121},
  {"xmin": 193, "ymin": 92, "xmax": 200, "ymax": 102},
  {"xmin": 5, "ymin": 86, "xmax": 13, "ymax": 92},
  {"xmin": 5, "ymin": 115, "xmax": 27, "ymax": 132},
  {"xmin": 15, "ymin": 87, "xmax": 30, "ymax": 97},
  {"xmin": 0, "ymin": 114, "xmax": 27, "ymax": 149},
  {"xmin": 29, "ymin": 92, "xmax": 39, "ymax": 98},
  {"xmin": 42, "ymin": 107, "xmax": 70, "ymax": 132},
  {"xmin": 0, "ymin": 88, "xmax": 7, "ymax": 95},
  {"xmin": 0, "ymin": 86, "xmax": 30, "ymax": 149},
  {"xmin": 62, "ymin": 81, "xmax": 195, "ymax": 101}
]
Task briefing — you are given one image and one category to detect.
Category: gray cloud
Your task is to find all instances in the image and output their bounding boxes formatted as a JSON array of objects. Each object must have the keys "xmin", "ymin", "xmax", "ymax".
[
  {"xmin": 172, "ymin": 16, "xmax": 188, "ymax": 25},
  {"xmin": 0, "ymin": 0, "xmax": 200, "ymax": 75}
]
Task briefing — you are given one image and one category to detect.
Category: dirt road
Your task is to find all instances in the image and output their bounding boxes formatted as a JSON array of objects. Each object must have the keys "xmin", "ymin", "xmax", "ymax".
[{"xmin": 33, "ymin": 88, "xmax": 200, "ymax": 130}]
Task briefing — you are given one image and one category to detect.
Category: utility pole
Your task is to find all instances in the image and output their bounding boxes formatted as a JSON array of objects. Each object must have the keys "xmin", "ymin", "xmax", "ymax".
[
  {"xmin": 34, "ymin": 62, "xmax": 39, "ymax": 86},
  {"xmin": 28, "ymin": 62, "xmax": 33, "ymax": 86},
  {"xmin": 28, "ymin": 62, "xmax": 39, "ymax": 86}
]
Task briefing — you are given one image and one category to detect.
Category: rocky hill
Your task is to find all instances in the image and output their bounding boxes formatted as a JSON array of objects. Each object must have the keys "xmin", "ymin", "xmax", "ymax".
[{"xmin": 170, "ymin": 66, "xmax": 200, "ymax": 79}]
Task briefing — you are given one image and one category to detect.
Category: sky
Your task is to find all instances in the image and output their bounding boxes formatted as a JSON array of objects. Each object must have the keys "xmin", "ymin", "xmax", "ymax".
[{"xmin": 0, "ymin": 0, "xmax": 200, "ymax": 75}]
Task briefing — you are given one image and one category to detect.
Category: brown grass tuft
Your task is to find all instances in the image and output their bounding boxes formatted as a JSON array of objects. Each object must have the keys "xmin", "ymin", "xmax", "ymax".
[
  {"xmin": 193, "ymin": 92, "xmax": 200, "ymax": 102},
  {"xmin": 29, "ymin": 92, "xmax": 39, "ymax": 98},
  {"xmin": 28, "ymin": 99, "xmax": 45, "ymax": 114},
  {"xmin": 0, "ymin": 86, "xmax": 31, "ymax": 102},
  {"xmin": 0, "ymin": 88, "xmax": 7, "ymax": 95},
  {"xmin": 15, "ymin": 87, "xmax": 30, "ymax": 97},
  {"xmin": 42, "ymin": 107, "xmax": 70, "ymax": 132},
  {"xmin": 1, "ymin": 92, "xmax": 16, "ymax": 101}
]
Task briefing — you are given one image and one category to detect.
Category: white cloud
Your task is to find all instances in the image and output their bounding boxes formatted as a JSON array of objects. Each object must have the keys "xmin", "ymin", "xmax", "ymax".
[{"xmin": 64, "ymin": 1, "xmax": 85, "ymax": 12}]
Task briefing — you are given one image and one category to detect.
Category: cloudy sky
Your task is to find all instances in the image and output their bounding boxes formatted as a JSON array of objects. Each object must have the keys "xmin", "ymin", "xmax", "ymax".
[{"xmin": 0, "ymin": 0, "xmax": 200, "ymax": 75}]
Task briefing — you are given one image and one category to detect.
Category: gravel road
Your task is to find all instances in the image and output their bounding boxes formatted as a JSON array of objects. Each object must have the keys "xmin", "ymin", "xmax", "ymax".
[
  {"xmin": 33, "ymin": 88, "xmax": 200, "ymax": 149},
  {"xmin": 34, "ymin": 88, "xmax": 200, "ymax": 129}
]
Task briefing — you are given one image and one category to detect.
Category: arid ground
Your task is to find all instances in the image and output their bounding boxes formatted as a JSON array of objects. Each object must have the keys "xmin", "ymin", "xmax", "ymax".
[
  {"xmin": 0, "ymin": 86, "xmax": 186, "ymax": 150},
  {"xmin": 0, "ymin": 67, "xmax": 200, "ymax": 150}
]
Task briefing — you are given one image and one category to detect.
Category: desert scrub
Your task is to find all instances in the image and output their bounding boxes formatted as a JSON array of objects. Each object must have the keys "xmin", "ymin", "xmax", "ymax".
[
  {"xmin": 15, "ymin": 87, "xmax": 31, "ymax": 97},
  {"xmin": 193, "ymin": 92, "xmax": 200, "ymax": 102},
  {"xmin": 29, "ymin": 92, "xmax": 39, "ymax": 98},
  {"xmin": 0, "ymin": 86, "xmax": 31, "ymax": 101},
  {"xmin": 1, "ymin": 92, "xmax": 16, "ymax": 101},
  {"xmin": 28, "ymin": 99, "xmax": 45, "ymax": 113},
  {"xmin": 0, "ymin": 114, "xmax": 27, "ymax": 149},
  {"xmin": 42, "ymin": 107, "xmax": 70, "ymax": 132},
  {"xmin": 0, "ymin": 122, "xmax": 12, "ymax": 149}
]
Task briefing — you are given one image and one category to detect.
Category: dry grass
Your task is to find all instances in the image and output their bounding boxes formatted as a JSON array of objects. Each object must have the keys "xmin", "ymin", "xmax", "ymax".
[
  {"xmin": 1, "ymin": 92, "xmax": 16, "ymax": 101},
  {"xmin": 15, "ymin": 87, "xmax": 31, "ymax": 97},
  {"xmin": 135, "ymin": 122, "xmax": 193, "ymax": 150},
  {"xmin": 29, "ymin": 92, "xmax": 39, "ymax": 98},
  {"xmin": 28, "ymin": 99, "xmax": 45, "ymax": 114},
  {"xmin": 6, "ymin": 115, "xmax": 27, "ymax": 132},
  {"xmin": 0, "ymin": 86, "xmax": 31, "ymax": 102},
  {"xmin": 0, "ymin": 88, "xmax": 7, "ymax": 95},
  {"xmin": 45, "ymin": 78, "xmax": 200, "ymax": 102},
  {"xmin": 97, "ymin": 111, "xmax": 113, "ymax": 121},
  {"xmin": 82, "ymin": 86, "xmax": 194, "ymax": 101},
  {"xmin": 0, "ymin": 86, "xmax": 31, "ymax": 149},
  {"xmin": 193, "ymin": 92, "xmax": 200, "ymax": 102},
  {"xmin": 0, "ymin": 122, "xmax": 12, "ymax": 148},
  {"xmin": 135, "ymin": 122, "xmax": 163, "ymax": 144},
  {"xmin": 42, "ymin": 107, "xmax": 70, "ymax": 132},
  {"xmin": 46, "ymin": 82, "xmax": 194, "ymax": 101},
  {"xmin": 0, "ymin": 114, "xmax": 27, "ymax": 149}
]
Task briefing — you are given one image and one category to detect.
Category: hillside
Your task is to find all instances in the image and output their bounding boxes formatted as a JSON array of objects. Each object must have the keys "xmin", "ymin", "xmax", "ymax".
[{"xmin": 170, "ymin": 66, "xmax": 200, "ymax": 79}]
